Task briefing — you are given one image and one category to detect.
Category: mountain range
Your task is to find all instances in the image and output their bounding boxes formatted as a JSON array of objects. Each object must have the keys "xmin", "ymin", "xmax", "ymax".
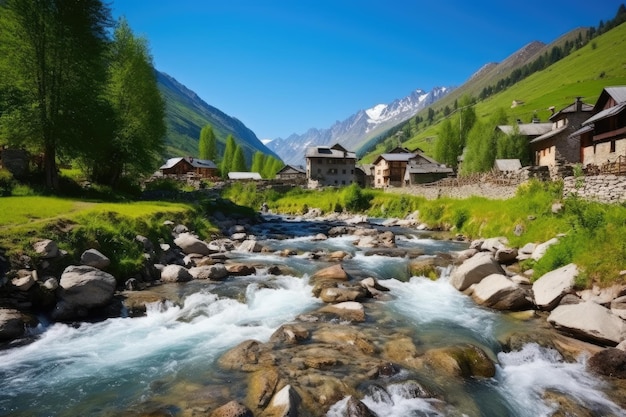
[{"xmin": 266, "ymin": 87, "xmax": 451, "ymax": 165}]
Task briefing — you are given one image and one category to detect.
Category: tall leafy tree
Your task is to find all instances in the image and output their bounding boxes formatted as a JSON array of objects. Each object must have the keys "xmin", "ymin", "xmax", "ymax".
[
  {"xmin": 90, "ymin": 18, "xmax": 165, "ymax": 186},
  {"xmin": 0, "ymin": 0, "xmax": 112, "ymax": 189},
  {"xmin": 231, "ymin": 145, "xmax": 247, "ymax": 172},
  {"xmin": 462, "ymin": 108, "xmax": 508, "ymax": 174},
  {"xmin": 198, "ymin": 124, "xmax": 217, "ymax": 161},
  {"xmin": 250, "ymin": 151, "xmax": 265, "ymax": 174},
  {"xmin": 434, "ymin": 118, "xmax": 461, "ymax": 168},
  {"xmin": 220, "ymin": 134, "xmax": 236, "ymax": 176}
]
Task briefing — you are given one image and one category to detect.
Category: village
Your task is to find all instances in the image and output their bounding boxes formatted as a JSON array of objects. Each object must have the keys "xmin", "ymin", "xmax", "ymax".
[{"xmin": 148, "ymin": 85, "xmax": 626, "ymax": 193}]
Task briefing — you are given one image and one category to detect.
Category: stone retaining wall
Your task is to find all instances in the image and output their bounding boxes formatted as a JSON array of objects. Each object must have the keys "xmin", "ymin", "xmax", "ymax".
[
  {"xmin": 386, "ymin": 183, "xmax": 519, "ymax": 200},
  {"xmin": 563, "ymin": 174, "xmax": 626, "ymax": 204}
]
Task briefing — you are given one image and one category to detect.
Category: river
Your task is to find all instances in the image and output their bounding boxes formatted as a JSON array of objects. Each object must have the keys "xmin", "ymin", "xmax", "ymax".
[{"xmin": 0, "ymin": 215, "xmax": 624, "ymax": 416}]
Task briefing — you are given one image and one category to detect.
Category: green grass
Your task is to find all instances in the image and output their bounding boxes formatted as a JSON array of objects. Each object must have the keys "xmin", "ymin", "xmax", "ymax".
[{"xmin": 0, "ymin": 196, "xmax": 215, "ymax": 282}]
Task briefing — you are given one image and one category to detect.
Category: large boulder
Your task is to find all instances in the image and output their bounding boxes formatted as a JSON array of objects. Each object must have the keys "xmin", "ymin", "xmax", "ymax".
[
  {"xmin": 319, "ymin": 285, "xmax": 368, "ymax": 303},
  {"xmin": 423, "ymin": 344, "xmax": 496, "ymax": 378},
  {"xmin": 612, "ymin": 295, "xmax": 626, "ymax": 320},
  {"xmin": 548, "ymin": 301, "xmax": 626, "ymax": 346},
  {"xmin": 160, "ymin": 264, "xmax": 193, "ymax": 283},
  {"xmin": 80, "ymin": 248, "xmax": 110, "ymax": 270},
  {"xmin": 532, "ymin": 263, "xmax": 578, "ymax": 310},
  {"xmin": 311, "ymin": 264, "xmax": 349, "ymax": 283},
  {"xmin": 0, "ymin": 309, "xmax": 25, "ymax": 341},
  {"xmin": 318, "ymin": 301, "xmax": 365, "ymax": 322},
  {"xmin": 471, "ymin": 274, "xmax": 532, "ymax": 310},
  {"xmin": 59, "ymin": 265, "xmax": 117, "ymax": 308},
  {"xmin": 587, "ymin": 348, "xmax": 626, "ymax": 378},
  {"xmin": 33, "ymin": 239, "xmax": 59, "ymax": 258},
  {"xmin": 174, "ymin": 232, "xmax": 212, "ymax": 255},
  {"xmin": 450, "ymin": 252, "xmax": 505, "ymax": 291},
  {"xmin": 237, "ymin": 239, "xmax": 263, "ymax": 253},
  {"xmin": 531, "ymin": 237, "xmax": 559, "ymax": 261},
  {"xmin": 480, "ymin": 237, "xmax": 508, "ymax": 253},
  {"xmin": 263, "ymin": 385, "xmax": 301, "ymax": 417},
  {"xmin": 189, "ymin": 264, "xmax": 228, "ymax": 281}
]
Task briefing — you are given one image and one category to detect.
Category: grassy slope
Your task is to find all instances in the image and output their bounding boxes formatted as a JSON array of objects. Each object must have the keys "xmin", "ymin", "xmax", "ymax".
[
  {"xmin": 362, "ymin": 23, "xmax": 626, "ymax": 161},
  {"xmin": 0, "ymin": 197, "xmax": 214, "ymax": 280}
]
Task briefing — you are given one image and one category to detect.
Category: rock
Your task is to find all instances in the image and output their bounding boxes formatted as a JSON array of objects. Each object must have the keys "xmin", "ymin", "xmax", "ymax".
[
  {"xmin": 328, "ymin": 251, "xmax": 351, "ymax": 261},
  {"xmin": 454, "ymin": 248, "xmax": 478, "ymax": 263},
  {"xmin": 587, "ymin": 348, "xmax": 626, "ymax": 378},
  {"xmin": 173, "ymin": 232, "xmax": 212, "ymax": 255},
  {"xmin": 124, "ymin": 278, "xmax": 140, "ymax": 291},
  {"xmin": 0, "ymin": 308, "xmax": 25, "ymax": 341},
  {"xmin": 226, "ymin": 264, "xmax": 256, "ymax": 276},
  {"xmin": 237, "ymin": 239, "xmax": 263, "ymax": 253},
  {"xmin": 11, "ymin": 273, "xmax": 35, "ymax": 291},
  {"xmin": 360, "ymin": 277, "xmax": 390, "ymax": 296},
  {"xmin": 160, "ymin": 265, "xmax": 193, "ymax": 283},
  {"xmin": 409, "ymin": 258, "xmax": 440, "ymax": 279},
  {"xmin": 59, "ymin": 265, "xmax": 117, "ymax": 308},
  {"xmin": 311, "ymin": 264, "xmax": 349, "ymax": 283},
  {"xmin": 120, "ymin": 290, "xmax": 166, "ymax": 317},
  {"xmin": 189, "ymin": 264, "xmax": 228, "ymax": 280},
  {"xmin": 378, "ymin": 231, "xmax": 396, "ymax": 247},
  {"xmin": 579, "ymin": 285, "xmax": 626, "ymax": 306},
  {"xmin": 246, "ymin": 367, "xmax": 280, "ymax": 410},
  {"xmin": 230, "ymin": 232, "xmax": 247, "ymax": 241},
  {"xmin": 209, "ymin": 401, "xmax": 253, "ymax": 417},
  {"xmin": 319, "ymin": 286, "xmax": 368, "ymax": 303},
  {"xmin": 552, "ymin": 202, "xmax": 563, "ymax": 214},
  {"xmin": 80, "ymin": 248, "xmax": 110, "ymax": 270},
  {"xmin": 423, "ymin": 344, "xmax": 496, "ymax": 378},
  {"xmin": 269, "ymin": 324, "xmax": 310, "ymax": 345},
  {"xmin": 531, "ymin": 237, "xmax": 559, "ymax": 261},
  {"xmin": 264, "ymin": 385, "xmax": 301, "ymax": 417},
  {"xmin": 135, "ymin": 235, "xmax": 154, "ymax": 252},
  {"xmin": 450, "ymin": 252, "xmax": 505, "ymax": 291},
  {"xmin": 548, "ymin": 301, "xmax": 626, "ymax": 346},
  {"xmin": 311, "ymin": 233, "xmax": 328, "ymax": 241},
  {"xmin": 345, "ymin": 396, "xmax": 377, "ymax": 417},
  {"xmin": 617, "ymin": 340, "xmax": 626, "ymax": 352},
  {"xmin": 42, "ymin": 277, "xmax": 58, "ymax": 291},
  {"xmin": 218, "ymin": 340, "xmax": 275, "ymax": 371},
  {"xmin": 612, "ymin": 295, "xmax": 626, "ymax": 320},
  {"xmin": 494, "ymin": 248, "xmax": 518, "ymax": 264},
  {"xmin": 354, "ymin": 236, "xmax": 378, "ymax": 248},
  {"xmin": 471, "ymin": 274, "xmax": 532, "ymax": 311},
  {"xmin": 382, "ymin": 336, "xmax": 421, "ymax": 370},
  {"xmin": 33, "ymin": 239, "xmax": 59, "ymax": 258},
  {"xmin": 318, "ymin": 301, "xmax": 365, "ymax": 322},
  {"xmin": 387, "ymin": 380, "xmax": 433, "ymax": 399},
  {"xmin": 172, "ymin": 224, "xmax": 188, "ymax": 236},
  {"xmin": 532, "ymin": 263, "xmax": 578, "ymax": 310},
  {"xmin": 481, "ymin": 237, "xmax": 508, "ymax": 253},
  {"xmin": 314, "ymin": 327, "xmax": 376, "ymax": 354}
]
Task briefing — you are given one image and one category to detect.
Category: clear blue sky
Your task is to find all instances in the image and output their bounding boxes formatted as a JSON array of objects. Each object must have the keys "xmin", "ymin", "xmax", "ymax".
[{"xmin": 111, "ymin": 1, "xmax": 624, "ymax": 140}]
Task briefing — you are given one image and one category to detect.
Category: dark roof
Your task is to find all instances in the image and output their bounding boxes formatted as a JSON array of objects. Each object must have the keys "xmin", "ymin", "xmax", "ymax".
[
  {"xmin": 604, "ymin": 86, "xmax": 626, "ymax": 104},
  {"xmin": 374, "ymin": 153, "xmax": 416, "ymax": 164},
  {"xmin": 494, "ymin": 159, "xmax": 522, "ymax": 171},
  {"xmin": 277, "ymin": 164, "xmax": 305, "ymax": 174},
  {"xmin": 568, "ymin": 124, "xmax": 594, "ymax": 138},
  {"xmin": 549, "ymin": 101, "xmax": 593, "ymax": 121},
  {"xmin": 406, "ymin": 164, "xmax": 453, "ymax": 174},
  {"xmin": 583, "ymin": 102, "xmax": 626, "ymax": 126}
]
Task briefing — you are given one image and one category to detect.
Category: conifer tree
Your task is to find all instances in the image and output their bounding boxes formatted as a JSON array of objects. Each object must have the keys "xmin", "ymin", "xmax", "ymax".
[
  {"xmin": 199, "ymin": 125, "xmax": 217, "ymax": 161},
  {"xmin": 232, "ymin": 145, "xmax": 247, "ymax": 172},
  {"xmin": 220, "ymin": 134, "xmax": 236, "ymax": 176},
  {"xmin": 250, "ymin": 151, "xmax": 266, "ymax": 174}
]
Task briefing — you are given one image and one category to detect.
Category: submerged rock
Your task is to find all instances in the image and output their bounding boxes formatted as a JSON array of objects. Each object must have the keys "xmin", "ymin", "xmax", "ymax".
[{"xmin": 209, "ymin": 400, "xmax": 253, "ymax": 417}]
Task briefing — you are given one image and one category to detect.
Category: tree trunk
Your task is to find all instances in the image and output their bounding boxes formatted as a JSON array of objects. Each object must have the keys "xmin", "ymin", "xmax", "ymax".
[{"xmin": 44, "ymin": 143, "xmax": 58, "ymax": 190}]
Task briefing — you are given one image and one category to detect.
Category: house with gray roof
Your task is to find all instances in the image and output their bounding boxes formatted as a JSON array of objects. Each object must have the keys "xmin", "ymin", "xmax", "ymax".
[
  {"xmin": 373, "ymin": 149, "xmax": 415, "ymax": 188},
  {"xmin": 529, "ymin": 97, "xmax": 594, "ymax": 170},
  {"xmin": 404, "ymin": 152, "xmax": 453, "ymax": 185},
  {"xmin": 305, "ymin": 143, "xmax": 357, "ymax": 187},
  {"xmin": 574, "ymin": 86, "xmax": 626, "ymax": 173}
]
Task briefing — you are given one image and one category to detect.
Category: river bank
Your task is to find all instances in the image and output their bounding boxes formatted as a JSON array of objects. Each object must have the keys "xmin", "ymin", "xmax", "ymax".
[{"xmin": 1, "ymin": 205, "xmax": 625, "ymax": 416}]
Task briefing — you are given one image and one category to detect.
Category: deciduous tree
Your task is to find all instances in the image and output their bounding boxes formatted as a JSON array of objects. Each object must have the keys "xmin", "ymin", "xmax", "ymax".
[{"xmin": 199, "ymin": 124, "xmax": 217, "ymax": 161}]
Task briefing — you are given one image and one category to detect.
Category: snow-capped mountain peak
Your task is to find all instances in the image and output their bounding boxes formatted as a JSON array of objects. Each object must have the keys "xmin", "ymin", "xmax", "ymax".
[{"xmin": 365, "ymin": 104, "xmax": 388, "ymax": 122}]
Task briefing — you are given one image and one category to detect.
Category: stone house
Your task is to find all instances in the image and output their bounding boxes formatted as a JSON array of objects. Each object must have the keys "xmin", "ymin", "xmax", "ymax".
[
  {"xmin": 404, "ymin": 152, "xmax": 453, "ymax": 185},
  {"xmin": 529, "ymin": 97, "xmax": 594, "ymax": 169},
  {"xmin": 355, "ymin": 164, "xmax": 374, "ymax": 188},
  {"xmin": 373, "ymin": 149, "xmax": 415, "ymax": 188},
  {"xmin": 574, "ymin": 86, "xmax": 626, "ymax": 173},
  {"xmin": 160, "ymin": 157, "xmax": 218, "ymax": 178},
  {"xmin": 305, "ymin": 143, "xmax": 357, "ymax": 187},
  {"xmin": 275, "ymin": 165, "xmax": 306, "ymax": 181}
]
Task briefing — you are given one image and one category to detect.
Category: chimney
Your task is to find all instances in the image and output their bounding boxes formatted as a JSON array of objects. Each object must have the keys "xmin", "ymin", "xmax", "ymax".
[
  {"xmin": 549, "ymin": 106, "xmax": 555, "ymax": 115},
  {"xmin": 575, "ymin": 96, "xmax": 583, "ymax": 112}
]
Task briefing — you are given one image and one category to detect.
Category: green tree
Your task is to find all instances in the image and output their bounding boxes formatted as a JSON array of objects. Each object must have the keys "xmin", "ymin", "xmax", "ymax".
[
  {"xmin": 461, "ymin": 108, "xmax": 509, "ymax": 174},
  {"xmin": 250, "ymin": 151, "xmax": 266, "ymax": 174},
  {"xmin": 232, "ymin": 145, "xmax": 247, "ymax": 172},
  {"xmin": 434, "ymin": 118, "xmax": 461, "ymax": 168},
  {"xmin": 0, "ymin": 0, "xmax": 112, "ymax": 189},
  {"xmin": 91, "ymin": 18, "xmax": 165, "ymax": 186},
  {"xmin": 198, "ymin": 124, "xmax": 217, "ymax": 161},
  {"xmin": 497, "ymin": 126, "xmax": 531, "ymax": 166},
  {"xmin": 220, "ymin": 134, "xmax": 236, "ymax": 176}
]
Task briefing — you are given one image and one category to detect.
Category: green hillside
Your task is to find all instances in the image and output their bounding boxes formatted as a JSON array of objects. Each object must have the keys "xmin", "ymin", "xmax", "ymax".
[
  {"xmin": 157, "ymin": 71, "xmax": 280, "ymax": 164},
  {"xmin": 361, "ymin": 20, "xmax": 626, "ymax": 162}
]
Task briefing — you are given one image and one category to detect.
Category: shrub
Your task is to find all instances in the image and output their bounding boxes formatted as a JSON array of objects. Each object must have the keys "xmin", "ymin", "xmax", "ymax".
[
  {"xmin": 0, "ymin": 168, "xmax": 15, "ymax": 196},
  {"xmin": 342, "ymin": 184, "xmax": 370, "ymax": 212}
]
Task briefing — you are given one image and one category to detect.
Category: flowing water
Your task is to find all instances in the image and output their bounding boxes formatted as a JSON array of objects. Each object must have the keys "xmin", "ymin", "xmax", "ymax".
[{"xmin": 0, "ymin": 216, "xmax": 624, "ymax": 417}]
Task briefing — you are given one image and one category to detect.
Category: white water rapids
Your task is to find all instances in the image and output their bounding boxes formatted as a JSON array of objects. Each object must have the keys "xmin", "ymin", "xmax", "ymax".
[{"xmin": 0, "ymin": 217, "xmax": 624, "ymax": 416}]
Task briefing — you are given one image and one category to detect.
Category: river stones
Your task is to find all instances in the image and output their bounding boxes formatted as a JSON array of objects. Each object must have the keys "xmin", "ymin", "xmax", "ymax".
[
  {"xmin": 318, "ymin": 301, "xmax": 366, "ymax": 322},
  {"xmin": 531, "ymin": 237, "xmax": 559, "ymax": 261},
  {"xmin": 246, "ymin": 367, "xmax": 281, "ymax": 410},
  {"xmin": 0, "ymin": 308, "xmax": 25, "ymax": 341},
  {"xmin": 269, "ymin": 324, "xmax": 310, "ymax": 345},
  {"xmin": 587, "ymin": 348, "xmax": 626, "ymax": 378},
  {"xmin": 263, "ymin": 385, "xmax": 301, "ymax": 417},
  {"xmin": 174, "ymin": 232, "xmax": 212, "ymax": 255},
  {"xmin": 59, "ymin": 265, "xmax": 117, "ymax": 308},
  {"xmin": 189, "ymin": 264, "xmax": 228, "ymax": 280},
  {"xmin": 80, "ymin": 248, "xmax": 111, "ymax": 270},
  {"xmin": 450, "ymin": 252, "xmax": 505, "ymax": 291},
  {"xmin": 422, "ymin": 344, "xmax": 496, "ymax": 378},
  {"xmin": 313, "ymin": 327, "xmax": 376, "ymax": 354},
  {"xmin": 319, "ymin": 285, "xmax": 368, "ymax": 303},
  {"xmin": 159, "ymin": 264, "xmax": 193, "ymax": 283},
  {"xmin": 120, "ymin": 290, "xmax": 166, "ymax": 317},
  {"xmin": 209, "ymin": 400, "xmax": 253, "ymax": 417},
  {"xmin": 311, "ymin": 264, "xmax": 349, "ymax": 283},
  {"xmin": 532, "ymin": 263, "xmax": 578, "ymax": 310},
  {"xmin": 225, "ymin": 263, "xmax": 256, "ymax": 276},
  {"xmin": 548, "ymin": 301, "xmax": 626, "ymax": 346},
  {"xmin": 471, "ymin": 273, "xmax": 532, "ymax": 310},
  {"xmin": 382, "ymin": 336, "xmax": 422, "ymax": 370},
  {"xmin": 218, "ymin": 340, "xmax": 275, "ymax": 371},
  {"xmin": 237, "ymin": 239, "xmax": 263, "ymax": 253},
  {"xmin": 33, "ymin": 239, "xmax": 59, "ymax": 258}
]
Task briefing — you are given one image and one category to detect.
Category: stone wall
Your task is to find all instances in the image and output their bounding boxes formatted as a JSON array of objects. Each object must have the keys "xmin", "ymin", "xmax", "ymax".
[{"xmin": 563, "ymin": 174, "xmax": 626, "ymax": 204}]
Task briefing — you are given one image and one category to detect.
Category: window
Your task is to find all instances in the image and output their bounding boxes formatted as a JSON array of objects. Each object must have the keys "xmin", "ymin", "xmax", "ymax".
[
  {"xmin": 610, "ymin": 140, "xmax": 616, "ymax": 153},
  {"xmin": 342, "ymin": 180, "xmax": 345, "ymax": 185},
  {"xmin": 317, "ymin": 168, "xmax": 321, "ymax": 174},
  {"xmin": 342, "ymin": 169, "xmax": 346, "ymax": 174},
  {"xmin": 351, "ymin": 169, "xmax": 354, "ymax": 174}
]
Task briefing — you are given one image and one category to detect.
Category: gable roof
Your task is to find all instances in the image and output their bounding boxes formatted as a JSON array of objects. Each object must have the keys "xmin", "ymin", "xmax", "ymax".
[
  {"xmin": 306, "ymin": 145, "xmax": 356, "ymax": 159},
  {"xmin": 160, "ymin": 157, "xmax": 217, "ymax": 170},
  {"xmin": 583, "ymin": 101, "xmax": 626, "ymax": 126},
  {"xmin": 373, "ymin": 153, "xmax": 416, "ymax": 164},
  {"xmin": 277, "ymin": 164, "xmax": 305, "ymax": 174},
  {"xmin": 549, "ymin": 100, "xmax": 593, "ymax": 121},
  {"xmin": 529, "ymin": 124, "xmax": 569, "ymax": 144}
]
